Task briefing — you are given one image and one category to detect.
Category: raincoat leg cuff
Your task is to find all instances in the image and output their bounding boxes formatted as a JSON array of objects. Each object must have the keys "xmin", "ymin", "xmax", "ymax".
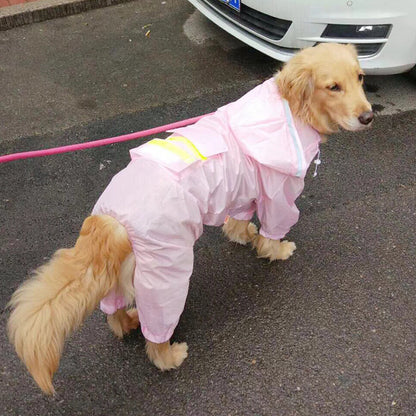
[
  {"xmin": 231, "ymin": 210, "xmax": 255, "ymax": 221},
  {"xmin": 100, "ymin": 296, "xmax": 128, "ymax": 315},
  {"xmin": 259, "ymin": 228, "xmax": 285, "ymax": 241},
  {"xmin": 141, "ymin": 325, "xmax": 175, "ymax": 344}
]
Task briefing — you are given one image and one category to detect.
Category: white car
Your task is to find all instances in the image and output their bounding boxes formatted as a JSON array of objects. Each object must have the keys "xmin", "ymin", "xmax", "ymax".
[{"xmin": 186, "ymin": 0, "xmax": 416, "ymax": 75}]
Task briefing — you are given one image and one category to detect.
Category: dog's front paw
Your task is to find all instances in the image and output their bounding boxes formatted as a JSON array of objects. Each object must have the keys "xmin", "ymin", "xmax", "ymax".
[{"xmin": 254, "ymin": 235, "xmax": 296, "ymax": 261}]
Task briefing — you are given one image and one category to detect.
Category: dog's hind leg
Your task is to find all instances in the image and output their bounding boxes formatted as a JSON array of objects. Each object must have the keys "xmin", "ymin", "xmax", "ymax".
[
  {"xmin": 145, "ymin": 340, "xmax": 188, "ymax": 371},
  {"xmin": 222, "ymin": 217, "xmax": 258, "ymax": 245},
  {"xmin": 105, "ymin": 252, "xmax": 138, "ymax": 338},
  {"xmin": 107, "ymin": 308, "xmax": 139, "ymax": 338}
]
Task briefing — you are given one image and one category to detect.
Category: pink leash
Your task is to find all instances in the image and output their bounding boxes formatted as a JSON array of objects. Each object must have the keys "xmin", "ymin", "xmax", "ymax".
[{"xmin": 0, "ymin": 113, "xmax": 213, "ymax": 164}]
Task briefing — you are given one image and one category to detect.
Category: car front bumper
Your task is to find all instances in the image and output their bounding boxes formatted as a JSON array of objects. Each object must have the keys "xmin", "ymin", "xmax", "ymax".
[{"xmin": 187, "ymin": 0, "xmax": 416, "ymax": 75}]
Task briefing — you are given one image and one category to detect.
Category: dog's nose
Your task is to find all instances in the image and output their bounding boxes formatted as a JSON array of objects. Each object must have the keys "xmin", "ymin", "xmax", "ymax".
[{"xmin": 358, "ymin": 111, "xmax": 374, "ymax": 125}]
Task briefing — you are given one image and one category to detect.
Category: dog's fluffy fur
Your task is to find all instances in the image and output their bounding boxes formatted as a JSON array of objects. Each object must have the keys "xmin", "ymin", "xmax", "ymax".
[{"xmin": 7, "ymin": 43, "xmax": 372, "ymax": 395}]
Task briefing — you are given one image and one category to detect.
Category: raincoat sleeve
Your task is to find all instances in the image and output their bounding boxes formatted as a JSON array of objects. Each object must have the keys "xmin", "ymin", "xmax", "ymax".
[{"xmin": 256, "ymin": 169, "xmax": 304, "ymax": 240}]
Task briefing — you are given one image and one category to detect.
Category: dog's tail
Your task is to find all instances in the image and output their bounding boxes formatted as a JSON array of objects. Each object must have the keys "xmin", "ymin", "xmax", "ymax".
[{"xmin": 7, "ymin": 215, "xmax": 132, "ymax": 395}]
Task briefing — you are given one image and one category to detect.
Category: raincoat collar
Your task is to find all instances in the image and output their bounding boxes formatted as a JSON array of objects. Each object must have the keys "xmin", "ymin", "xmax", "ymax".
[{"xmin": 220, "ymin": 77, "xmax": 321, "ymax": 178}]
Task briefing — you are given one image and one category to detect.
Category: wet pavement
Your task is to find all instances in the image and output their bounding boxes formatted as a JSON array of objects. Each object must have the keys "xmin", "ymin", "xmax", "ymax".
[{"xmin": 1, "ymin": 1, "xmax": 416, "ymax": 415}]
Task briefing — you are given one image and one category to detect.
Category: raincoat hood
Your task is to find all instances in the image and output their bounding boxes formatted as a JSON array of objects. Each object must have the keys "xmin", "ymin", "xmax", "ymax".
[{"xmin": 172, "ymin": 77, "xmax": 320, "ymax": 178}]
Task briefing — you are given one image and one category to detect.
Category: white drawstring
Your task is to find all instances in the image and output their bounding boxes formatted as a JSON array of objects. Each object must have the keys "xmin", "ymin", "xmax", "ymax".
[{"xmin": 313, "ymin": 149, "xmax": 321, "ymax": 177}]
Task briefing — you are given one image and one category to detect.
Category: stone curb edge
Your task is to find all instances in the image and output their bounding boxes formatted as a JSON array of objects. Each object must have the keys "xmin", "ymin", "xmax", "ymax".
[{"xmin": 0, "ymin": 0, "xmax": 136, "ymax": 31}]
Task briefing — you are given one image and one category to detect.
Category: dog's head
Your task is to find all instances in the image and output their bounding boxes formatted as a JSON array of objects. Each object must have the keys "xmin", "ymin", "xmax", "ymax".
[{"xmin": 277, "ymin": 43, "xmax": 373, "ymax": 135}]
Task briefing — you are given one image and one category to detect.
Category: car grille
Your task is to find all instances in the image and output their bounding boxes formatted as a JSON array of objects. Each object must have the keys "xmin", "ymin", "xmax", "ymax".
[
  {"xmin": 201, "ymin": 0, "xmax": 292, "ymax": 41},
  {"xmin": 354, "ymin": 43, "xmax": 384, "ymax": 57}
]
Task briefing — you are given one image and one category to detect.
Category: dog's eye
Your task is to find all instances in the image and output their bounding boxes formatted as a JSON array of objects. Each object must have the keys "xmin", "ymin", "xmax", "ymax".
[
  {"xmin": 328, "ymin": 83, "xmax": 340, "ymax": 92},
  {"xmin": 358, "ymin": 73, "xmax": 364, "ymax": 82}
]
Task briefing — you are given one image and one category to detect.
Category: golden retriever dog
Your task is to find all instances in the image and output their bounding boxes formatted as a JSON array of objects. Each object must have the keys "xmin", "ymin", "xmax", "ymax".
[{"xmin": 7, "ymin": 43, "xmax": 373, "ymax": 395}]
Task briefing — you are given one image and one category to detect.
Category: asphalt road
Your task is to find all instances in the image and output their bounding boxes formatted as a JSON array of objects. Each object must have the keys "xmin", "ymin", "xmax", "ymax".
[{"xmin": 1, "ymin": 1, "xmax": 416, "ymax": 415}]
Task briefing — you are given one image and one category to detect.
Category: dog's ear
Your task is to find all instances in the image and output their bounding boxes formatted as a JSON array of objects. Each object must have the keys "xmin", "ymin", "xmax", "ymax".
[
  {"xmin": 276, "ymin": 52, "xmax": 314, "ymax": 118},
  {"xmin": 345, "ymin": 43, "xmax": 358, "ymax": 59}
]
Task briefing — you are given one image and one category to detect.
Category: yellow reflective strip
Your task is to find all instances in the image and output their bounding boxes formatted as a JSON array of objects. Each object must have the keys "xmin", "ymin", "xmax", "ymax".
[
  {"xmin": 167, "ymin": 136, "xmax": 207, "ymax": 161},
  {"xmin": 147, "ymin": 139, "xmax": 196, "ymax": 164}
]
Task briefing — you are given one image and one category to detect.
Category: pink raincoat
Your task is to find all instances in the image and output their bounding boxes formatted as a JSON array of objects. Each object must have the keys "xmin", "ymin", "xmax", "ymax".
[{"xmin": 93, "ymin": 77, "xmax": 321, "ymax": 343}]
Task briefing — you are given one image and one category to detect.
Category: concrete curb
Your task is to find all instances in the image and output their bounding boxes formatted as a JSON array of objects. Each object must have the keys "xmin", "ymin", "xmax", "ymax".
[{"xmin": 0, "ymin": 0, "xmax": 136, "ymax": 31}]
